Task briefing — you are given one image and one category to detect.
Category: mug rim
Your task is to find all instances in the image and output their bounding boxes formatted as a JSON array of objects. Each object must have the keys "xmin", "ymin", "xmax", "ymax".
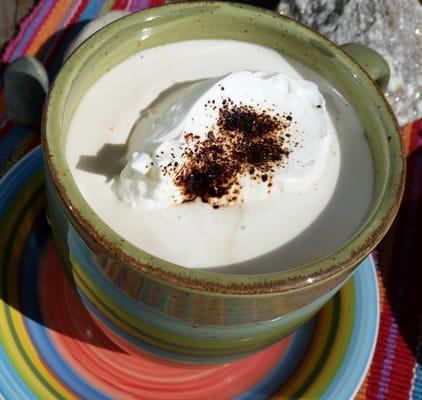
[{"xmin": 42, "ymin": 1, "xmax": 405, "ymax": 295}]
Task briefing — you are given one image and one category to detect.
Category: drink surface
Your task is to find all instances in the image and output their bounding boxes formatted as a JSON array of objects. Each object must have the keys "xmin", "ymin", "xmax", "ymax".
[{"xmin": 66, "ymin": 39, "xmax": 373, "ymax": 273}]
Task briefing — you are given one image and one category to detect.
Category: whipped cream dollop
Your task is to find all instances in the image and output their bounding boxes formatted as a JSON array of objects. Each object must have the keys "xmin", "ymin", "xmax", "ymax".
[{"xmin": 115, "ymin": 71, "xmax": 333, "ymax": 209}]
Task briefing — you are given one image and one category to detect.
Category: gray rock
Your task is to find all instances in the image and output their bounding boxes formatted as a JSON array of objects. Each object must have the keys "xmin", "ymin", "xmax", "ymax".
[{"xmin": 277, "ymin": 0, "xmax": 422, "ymax": 124}]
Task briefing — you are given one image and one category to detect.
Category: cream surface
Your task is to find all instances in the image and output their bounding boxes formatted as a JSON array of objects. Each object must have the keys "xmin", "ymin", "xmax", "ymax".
[
  {"xmin": 66, "ymin": 40, "xmax": 373, "ymax": 273},
  {"xmin": 117, "ymin": 71, "xmax": 333, "ymax": 209}
]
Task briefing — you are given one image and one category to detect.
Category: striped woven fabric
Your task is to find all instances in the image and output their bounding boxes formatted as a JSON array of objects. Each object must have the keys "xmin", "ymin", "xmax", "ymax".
[
  {"xmin": 356, "ymin": 119, "xmax": 422, "ymax": 399},
  {"xmin": 0, "ymin": 1, "xmax": 421, "ymax": 399}
]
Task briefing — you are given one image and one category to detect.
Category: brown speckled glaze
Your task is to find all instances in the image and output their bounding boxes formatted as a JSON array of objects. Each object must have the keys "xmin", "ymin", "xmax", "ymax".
[{"xmin": 41, "ymin": 2, "xmax": 405, "ymax": 362}]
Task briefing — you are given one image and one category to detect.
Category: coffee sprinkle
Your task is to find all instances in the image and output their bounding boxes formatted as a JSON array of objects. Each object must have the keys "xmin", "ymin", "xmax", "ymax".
[{"xmin": 161, "ymin": 99, "xmax": 294, "ymax": 208}]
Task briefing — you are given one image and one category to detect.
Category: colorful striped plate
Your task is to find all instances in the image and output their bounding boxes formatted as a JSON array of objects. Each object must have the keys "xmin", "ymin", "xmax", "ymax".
[{"xmin": 0, "ymin": 147, "xmax": 379, "ymax": 399}]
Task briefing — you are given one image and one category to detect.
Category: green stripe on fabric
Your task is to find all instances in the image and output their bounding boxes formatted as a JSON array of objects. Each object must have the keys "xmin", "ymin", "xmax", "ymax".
[{"xmin": 99, "ymin": 0, "xmax": 115, "ymax": 15}]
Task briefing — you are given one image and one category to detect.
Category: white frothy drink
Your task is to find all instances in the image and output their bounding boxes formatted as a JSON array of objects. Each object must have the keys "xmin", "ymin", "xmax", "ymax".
[
  {"xmin": 117, "ymin": 71, "xmax": 333, "ymax": 209},
  {"xmin": 66, "ymin": 40, "xmax": 373, "ymax": 274}
]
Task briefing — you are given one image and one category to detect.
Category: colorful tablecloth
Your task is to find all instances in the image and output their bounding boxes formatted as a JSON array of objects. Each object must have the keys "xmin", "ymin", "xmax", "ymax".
[{"xmin": 0, "ymin": 1, "xmax": 421, "ymax": 399}]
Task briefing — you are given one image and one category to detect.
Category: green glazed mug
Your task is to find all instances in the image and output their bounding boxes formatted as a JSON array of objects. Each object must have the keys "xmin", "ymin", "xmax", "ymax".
[{"xmin": 42, "ymin": 2, "xmax": 405, "ymax": 363}]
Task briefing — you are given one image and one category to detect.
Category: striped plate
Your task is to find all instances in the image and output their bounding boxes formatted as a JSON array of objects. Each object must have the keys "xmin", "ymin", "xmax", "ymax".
[{"xmin": 0, "ymin": 147, "xmax": 379, "ymax": 399}]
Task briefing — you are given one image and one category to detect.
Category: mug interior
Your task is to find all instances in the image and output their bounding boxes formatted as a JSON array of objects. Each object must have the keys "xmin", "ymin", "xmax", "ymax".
[{"xmin": 43, "ymin": 2, "xmax": 403, "ymax": 293}]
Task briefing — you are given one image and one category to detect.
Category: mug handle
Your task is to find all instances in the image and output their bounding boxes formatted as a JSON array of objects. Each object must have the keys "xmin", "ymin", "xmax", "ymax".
[
  {"xmin": 4, "ymin": 11, "xmax": 128, "ymax": 128},
  {"xmin": 4, "ymin": 56, "xmax": 49, "ymax": 128},
  {"xmin": 340, "ymin": 43, "xmax": 390, "ymax": 90}
]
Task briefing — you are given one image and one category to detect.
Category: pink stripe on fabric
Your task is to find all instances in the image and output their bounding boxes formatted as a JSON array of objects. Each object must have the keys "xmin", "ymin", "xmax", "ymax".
[
  {"xmin": 3, "ymin": 0, "xmax": 56, "ymax": 61},
  {"xmin": 1, "ymin": 1, "xmax": 45, "ymax": 61},
  {"xmin": 129, "ymin": 0, "xmax": 151, "ymax": 11},
  {"xmin": 376, "ymin": 322, "xmax": 400, "ymax": 399}
]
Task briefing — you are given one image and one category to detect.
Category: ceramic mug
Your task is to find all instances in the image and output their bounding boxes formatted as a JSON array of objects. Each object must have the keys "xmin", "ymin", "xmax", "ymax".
[{"xmin": 42, "ymin": 2, "xmax": 405, "ymax": 363}]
